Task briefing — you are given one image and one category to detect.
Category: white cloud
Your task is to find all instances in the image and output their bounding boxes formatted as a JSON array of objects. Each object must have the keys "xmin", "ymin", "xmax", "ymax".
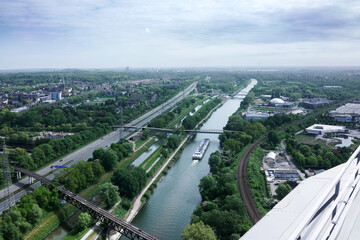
[{"xmin": 0, "ymin": 0, "xmax": 359, "ymax": 68}]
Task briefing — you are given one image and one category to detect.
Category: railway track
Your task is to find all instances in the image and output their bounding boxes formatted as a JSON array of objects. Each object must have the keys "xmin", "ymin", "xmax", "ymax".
[
  {"xmin": 237, "ymin": 136, "xmax": 266, "ymax": 223},
  {"xmin": 237, "ymin": 117, "xmax": 310, "ymax": 224}
]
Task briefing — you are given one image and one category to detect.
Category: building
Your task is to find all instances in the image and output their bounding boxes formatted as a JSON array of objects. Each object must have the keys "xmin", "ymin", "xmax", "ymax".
[
  {"xmin": 264, "ymin": 152, "xmax": 276, "ymax": 166},
  {"xmin": 330, "ymin": 103, "xmax": 360, "ymax": 122},
  {"xmin": 305, "ymin": 124, "xmax": 346, "ymax": 135},
  {"xmin": 50, "ymin": 92, "xmax": 62, "ymax": 101},
  {"xmin": 244, "ymin": 111, "xmax": 270, "ymax": 120},
  {"xmin": 268, "ymin": 169, "xmax": 299, "ymax": 179},
  {"xmin": 269, "ymin": 98, "xmax": 293, "ymax": 108},
  {"xmin": 302, "ymin": 98, "xmax": 329, "ymax": 109}
]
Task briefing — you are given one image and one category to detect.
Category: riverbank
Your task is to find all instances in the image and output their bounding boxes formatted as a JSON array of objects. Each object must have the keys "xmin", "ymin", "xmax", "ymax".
[
  {"xmin": 102, "ymin": 98, "xmax": 226, "ymax": 240},
  {"xmin": 131, "ymin": 79, "xmax": 258, "ymax": 239}
]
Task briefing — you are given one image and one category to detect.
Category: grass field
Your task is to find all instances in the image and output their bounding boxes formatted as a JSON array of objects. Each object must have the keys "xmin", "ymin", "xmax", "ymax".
[{"xmin": 294, "ymin": 134, "xmax": 339, "ymax": 149}]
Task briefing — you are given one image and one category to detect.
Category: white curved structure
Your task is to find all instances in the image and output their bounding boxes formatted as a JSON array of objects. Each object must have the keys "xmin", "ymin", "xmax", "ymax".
[{"xmin": 270, "ymin": 98, "xmax": 285, "ymax": 105}]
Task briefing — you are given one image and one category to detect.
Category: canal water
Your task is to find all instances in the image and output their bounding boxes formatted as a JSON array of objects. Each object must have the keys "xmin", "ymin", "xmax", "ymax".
[
  {"xmin": 131, "ymin": 142, "xmax": 161, "ymax": 167},
  {"xmin": 131, "ymin": 79, "xmax": 257, "ymax": 240}
]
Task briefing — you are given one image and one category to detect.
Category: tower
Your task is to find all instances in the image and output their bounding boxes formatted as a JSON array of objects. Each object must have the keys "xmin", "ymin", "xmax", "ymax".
[{"xmin": 2, "ymin": 142, "xmax": 15, "ymax": 211}]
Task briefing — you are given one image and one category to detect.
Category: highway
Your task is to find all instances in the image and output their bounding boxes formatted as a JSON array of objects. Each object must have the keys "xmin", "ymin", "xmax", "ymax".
[{"xmin": 0, "ymin": 82, "xmax": 197, "ymax": 213}]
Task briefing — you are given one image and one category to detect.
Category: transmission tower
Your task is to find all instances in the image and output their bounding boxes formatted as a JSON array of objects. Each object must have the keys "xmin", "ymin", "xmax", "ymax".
[{"xmin": 2, "ymin": 142, "xmax": 15, "ymax": 211}]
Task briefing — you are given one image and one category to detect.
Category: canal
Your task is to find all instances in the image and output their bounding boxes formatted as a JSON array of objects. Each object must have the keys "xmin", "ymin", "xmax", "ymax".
[{"xmin": 131, "ymin": 79, "xmax": 257, "ymax": 240}]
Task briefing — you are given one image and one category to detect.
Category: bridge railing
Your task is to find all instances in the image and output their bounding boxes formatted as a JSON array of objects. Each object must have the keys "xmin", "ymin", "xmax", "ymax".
[{"xmin": 289, "ymin": 145, "xmax": 360, "ymax": 240}]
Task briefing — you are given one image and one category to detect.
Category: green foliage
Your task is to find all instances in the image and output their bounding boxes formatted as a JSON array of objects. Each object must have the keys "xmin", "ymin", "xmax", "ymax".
[
  {"xmin": 286, "ymin": 137, "xmax": 352, "ymax": 170},
  {"xmin": 167, "ymin": 134, "xmax": 180, "ymax": 149},
  {"xmin": 275, "ymin": 184, "xmax": 292, "ymax": 200},
  {"xmin": 26, "ymin": 204, "xmax": 42, "ymax": 225},
  {"xmin": 97, "ymin": 182, "xmax": 121, "ymax": 208},
  {"xmin": 182, "ymin": 98, "xmax": 221, "ymax": 130},
  {"xmin": 199, "ymin": 176, "xmax": 217, "ymax": 201},
  {"xmin": 32, "ymin": 186, "xmax": 59, "ymax": 211},
  {"xmin": 111, "ymin": 167, "xmax": 147, "ymax": 198},
  {"xmin": 55, "ymin": 161, "xmax": 104, "ymax": 192},
  {"xmin": 77, "ymin": 213, "xmax": 92, "ymax": 231},
  {"xmin": 247, "ymin": 147, "xmax": 271, "ymax": 214},
  {"xmin": 181, "ymin": 221, "xmax": 216, "ymax": 240}
]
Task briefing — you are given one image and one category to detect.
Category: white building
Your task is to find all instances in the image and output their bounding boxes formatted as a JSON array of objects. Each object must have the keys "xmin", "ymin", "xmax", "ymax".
[
  {"xmin": 305, "ymin": 124, "xmax": 346, "ymax": 135},
  {"xmin": 264, "ymin": 152, "xmax": 276, "ymax": 166}
]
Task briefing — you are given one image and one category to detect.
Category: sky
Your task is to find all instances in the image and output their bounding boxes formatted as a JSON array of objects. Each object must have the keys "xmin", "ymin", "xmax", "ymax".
[{"xmin": 1, "ymin": 0, "xmax": 360, "ymax": 69}]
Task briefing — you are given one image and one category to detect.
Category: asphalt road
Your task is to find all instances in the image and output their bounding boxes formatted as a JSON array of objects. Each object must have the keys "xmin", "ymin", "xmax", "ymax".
[{"xmin": 0, "ymin": 82, "xmax": 197, "ymax": 213}]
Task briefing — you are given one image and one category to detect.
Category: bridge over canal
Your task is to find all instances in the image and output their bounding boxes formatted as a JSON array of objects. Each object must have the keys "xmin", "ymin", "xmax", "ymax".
[
  {"xmin": 13, "ymin": 166, "xmax": 158, "ymax": 240},
  {"xmin": 113, "ymin": 125, "xmax": 242, "ymax": 135}
]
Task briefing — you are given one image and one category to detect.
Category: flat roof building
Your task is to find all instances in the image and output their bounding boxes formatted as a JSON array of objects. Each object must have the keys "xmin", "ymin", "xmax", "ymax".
[
  {"xmin": 302, "ymin": 98, "xmax": 329, "ymax": 109},
  {"xmin": 268, "ymin": 169, "xmax": 299, "ymax": 179},
  {"xmin": 305, "ymin": 124, "xmax": 346, "ymax": 135},
  {"xmin": 244, "ymin": 111, "xmax": 270, "ymax": 120},
  {"xmin": 330, "ymin": 103, "xmax": 360, "ymax": 122}
]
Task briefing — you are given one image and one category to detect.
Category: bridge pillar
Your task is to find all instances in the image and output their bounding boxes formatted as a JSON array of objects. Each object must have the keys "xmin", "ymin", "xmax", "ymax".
[
  {"xmin": 16, "ymin": 171, "xmax": 21, "ymax": 179},
  {"xmin": 29, "ymin": 176, "xmax": 34, "ymax": 184}
]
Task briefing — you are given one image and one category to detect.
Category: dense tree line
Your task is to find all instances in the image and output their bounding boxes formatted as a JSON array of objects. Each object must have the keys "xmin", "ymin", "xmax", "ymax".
[
  {"xmin": 190, "ymin": 151, "xmax": 252, "ymax": 240},
  {"xmin": 182, "ymin": 98, "xmax": 221, "ymax": 130},
  {"xmin": 148, "ymin": 111, "xmax": 175, "ymax": 128},
  {"xmin": 196, "ymin": 73, "xmax": 248, "ymax": 94},
  {"xmin": 252, "ymin": 70, "xmax": 360, "ymax": 102},
  {"xmin": 247, "ymin": 147, "xmax": 272, "ymax": 213},
  {"xmin": 286, "ymin": 137, "xmax": 352, "ymax": 170},
  {"xmin": 0, "ymin": 186, "xmax": 59, "ymax": 240}
]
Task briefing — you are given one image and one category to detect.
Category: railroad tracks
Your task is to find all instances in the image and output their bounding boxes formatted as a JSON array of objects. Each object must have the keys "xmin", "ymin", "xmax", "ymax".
[
  {"xmin": 237, "ymin": 136, "xmax": 265, "ymax": 224},
  {"xmin": 237, "ymin": 118, "xmax": 310, "ymax": 224}
]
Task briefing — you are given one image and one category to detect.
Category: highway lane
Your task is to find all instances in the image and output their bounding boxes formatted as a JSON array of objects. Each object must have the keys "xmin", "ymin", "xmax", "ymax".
[{"xmin": 0, "ymin": 82, "xmax": 197, "ymax": 213}]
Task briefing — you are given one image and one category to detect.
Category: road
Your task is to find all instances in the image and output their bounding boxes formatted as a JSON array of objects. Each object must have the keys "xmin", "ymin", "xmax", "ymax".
[{"xmin": 0, "ymin": 82, "xmax": 197, "ymax": 213}]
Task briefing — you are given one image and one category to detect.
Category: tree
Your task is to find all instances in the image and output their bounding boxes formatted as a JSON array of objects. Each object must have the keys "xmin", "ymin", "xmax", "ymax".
[
  {"xmin": 77, "ymin": 212, "xmax": 92, "ymax": 231},
  {"xmin": 112, "ymin": 169, "xmax": 139, "ymax": 198},
  {"xmin": 267, "ymin": 130, "xmax": 280, "ymax": 147},
  {"xmin": 199, "ymin": 176, "xmax": 216, "ymax": 201},
  {"xmin": 167, "ymin": 134, "xmax": 180, "ymax": 149},
  {"xmin": 99, "ymin": 149, "xmax": 118, "ymax": 171},
  {"xmin": 98, "ymin": 182, "xmax": 121, "ymax": 208},
  {"xmin": 275, "ymin": 183, "xmax": 292, "ymax": 200},
  {"xmin": 26, "ymin": 204, "xmax": 42, "ymax": 225},
  {"xmin": 208, "ymin": 154, "xmax": 221, "ymax": 173},
  {"xmin": 181, "ymin": 221, "xmax": 216, "ymax": 240}
]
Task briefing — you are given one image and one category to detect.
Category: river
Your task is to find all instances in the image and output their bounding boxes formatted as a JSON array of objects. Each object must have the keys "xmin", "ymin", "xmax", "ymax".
[{"xmin": 131, "ymin": 79, "xmax": 257, "ymax": 240}]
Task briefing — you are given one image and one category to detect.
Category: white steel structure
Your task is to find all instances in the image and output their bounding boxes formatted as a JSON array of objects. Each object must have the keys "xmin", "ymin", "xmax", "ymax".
[{"xmin": 242, "ymin": 145, "xmax": 360, "ymax": 240}]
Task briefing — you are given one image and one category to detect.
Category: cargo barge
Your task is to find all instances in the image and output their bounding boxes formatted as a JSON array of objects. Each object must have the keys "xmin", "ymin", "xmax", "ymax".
[{"xmin": 192, "ymin": 138, "xmax": 210, "ymax": 160}]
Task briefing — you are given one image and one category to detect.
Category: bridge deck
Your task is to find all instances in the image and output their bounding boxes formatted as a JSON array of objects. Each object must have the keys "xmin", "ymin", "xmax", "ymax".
[{"xmin": 113, "ymin": 125, "xmax": 241, "ymax": 134}]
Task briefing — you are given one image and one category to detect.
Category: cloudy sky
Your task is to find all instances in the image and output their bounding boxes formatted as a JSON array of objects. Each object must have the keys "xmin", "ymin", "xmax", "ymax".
[{"xmin": 1, "ymin": 0, "xmax": 360, "ymax": 69}]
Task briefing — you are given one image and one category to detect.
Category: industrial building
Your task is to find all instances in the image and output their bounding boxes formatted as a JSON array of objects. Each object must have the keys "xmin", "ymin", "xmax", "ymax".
[
  {"xmin": 330, "ymin": 103, "xmax": 360, "ymax": 122},
  {"xmin": 244, "ymin": 111, "xmax": 270, "ymax": 120},
  {"xmin": 301, "ymin": 98, "xmax": 329, "ymax": 109},
  {"xmin": 305, "ymin": 124, "xmax": 346, "ymax": 135},
  {"xmin": 267, "ymin": 169, "xmax": 299, "ymax": 179}
]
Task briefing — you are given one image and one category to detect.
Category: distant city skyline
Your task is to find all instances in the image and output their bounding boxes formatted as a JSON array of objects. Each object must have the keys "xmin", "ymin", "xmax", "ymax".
[{"xmin": 1, "ymin": 0, "xmax": 360, "ymax": 69}]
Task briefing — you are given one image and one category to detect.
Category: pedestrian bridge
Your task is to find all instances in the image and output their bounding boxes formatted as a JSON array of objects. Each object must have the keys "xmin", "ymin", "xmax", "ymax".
[
  {"xmin": 13, "ymin": 166, "xmax": 158, "ymax": 240},
  {"xmin": 113, "ymin": 125, "xmax": 241, "ymax": 135}
]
